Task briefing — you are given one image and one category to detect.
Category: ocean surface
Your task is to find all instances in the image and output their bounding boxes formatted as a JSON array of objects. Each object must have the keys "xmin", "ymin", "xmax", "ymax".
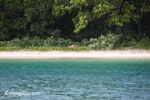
[{"xmin": 0, "ymin": 59, "xmax": 150, "ymax": 100}]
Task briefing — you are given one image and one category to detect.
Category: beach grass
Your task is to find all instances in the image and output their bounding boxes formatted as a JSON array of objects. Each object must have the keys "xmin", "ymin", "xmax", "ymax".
[{"xmin": 0, "ymin": 46, "xmax": 90, "ymax": 51}]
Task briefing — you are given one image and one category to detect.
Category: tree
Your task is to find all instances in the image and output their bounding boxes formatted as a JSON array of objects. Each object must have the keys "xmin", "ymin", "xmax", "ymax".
[{"xmin": 52, "ymin": 0, "xmax": 140, "ymax": 33}]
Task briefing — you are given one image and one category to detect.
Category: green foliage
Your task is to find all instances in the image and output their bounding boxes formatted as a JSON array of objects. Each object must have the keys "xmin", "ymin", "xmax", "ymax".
[
  {"xmin": 0, "ymin": 36, "xmax": 76, "ymax": 48},
  {"xmin": 57, "ymin": 38, "xmax": 73, "ymax": 46},
  {"xmin": 9, "ymin": 38, "xmax": 22, "ymax": 47},
  {"xmin": 0, "ymin": 46, "xmax": 89, "ymax": 51},
  {"xmin": 73, "ymin": 11, "xmax": 91, "ymax": 33},
  {"xmin": 81, "ymin": 39, "xmax": 90, "ymax": 46},
  {"xmin": 117, "ymin": 32, "xmax": 150, "ymax": 49},
  {"xmin": 0, "ymin": 47, "xmax": 20, "ymax": 51},
  {"xmin": 92, "ymin": 0, "xmax": 114, "ymax": 18},
  {"xmin": 0, "ymin": 34, "xmax": 150, "ymax": 50},
  {"xmin": 140, "ymin": 4, "xmax": 150, "ymax": 13},
  {"xmin": 52, "ymin": 0, "xmax": 67, "ymax": 16},
  {"xmin": 51, "ymin": 0, "xmax": 144, "ymax": 33},
  {"xmin": 50, "ymin": 29, "xmax": 61, "ymax": 39},
  {"xmin": 44, "ymin": 37, "xmax": 73, "ymax": 47},
  {"xmin": 32, "ymin": 37, "xmax": 45, "ymax": 47},
  {"xmin": 0, "ymin": 0, "xmax": 149, "ymax": 50},
  {"xmin": 44, "ymin": 37, "xmax": 56, "ymax": 46},
  {"xmin": 0, "ymin": 41, "xmax": 6, "ymax": 46},
  {"xmin": 89, "ymin": 38, "xmax": 99, "ymax": 49},
  {"xmin": 108, "ymin": 2, "xmax": 139, "ymax": 27},
  {"xmin": 136, "ymin": 38, "xmax": 150, "ymax": 49},
  {"xmin": 89, "ymin": 32, "xmax": 122, "ymax": 49}
]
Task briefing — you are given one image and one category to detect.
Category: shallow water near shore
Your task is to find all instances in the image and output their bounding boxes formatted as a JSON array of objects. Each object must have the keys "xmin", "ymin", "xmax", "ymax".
[{"xmin": 0, "ymin": 59, "xmax": 150, "ymax": 100}]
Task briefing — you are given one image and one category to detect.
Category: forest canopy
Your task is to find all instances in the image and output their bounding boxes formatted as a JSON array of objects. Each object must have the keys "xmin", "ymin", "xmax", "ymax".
[{"xmin": 0, "ymin": 0, "xmax": 150, "ymax": 50}]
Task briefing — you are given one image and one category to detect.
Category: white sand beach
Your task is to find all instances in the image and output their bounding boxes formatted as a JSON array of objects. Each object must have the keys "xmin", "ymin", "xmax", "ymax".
[{"xmin": 0, "ymin": 50, "xmax": 150, "ymax": 59}]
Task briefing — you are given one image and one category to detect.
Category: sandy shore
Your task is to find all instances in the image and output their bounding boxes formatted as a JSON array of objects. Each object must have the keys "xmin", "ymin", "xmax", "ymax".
[{"xmin": 0, "ymin": 50, "xmax": 150, "ymax": 59}]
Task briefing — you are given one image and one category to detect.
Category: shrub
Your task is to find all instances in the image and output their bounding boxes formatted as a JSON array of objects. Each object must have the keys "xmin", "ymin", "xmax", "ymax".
[
  {"xmin": 81, "ymin": 39, "xmax": 90, "ymax": 46},
  {"xmin": 56, "ymin": 38, "xmax": 75, "ymax": 46},
  {"xmin": 8, "ymin": 38, "xmax": 22, "ymax": 47},
  {"xmin": 22, "ymin": 37, "xmax": 31, "ymax": 47},
  {"xmin": 44, "ymin": 37, "xmax": 56, "ymax": 46},
  {"xmin": 136, "ymin": 38, "xmax": 150, "ymax": 49},
  {"xmin": 88, "ymin": 32, "xmax": 121, "ymax": 49},
  {"xmin": 31, "ymin": 36, "xmax": 42, "ymax": 47},
  {"xmin": 0, "ymin": 41, "xmax": 6, "ymax": 46},
  {"xmin": 65, "ymin": 39, "xmax": 73, "ymax": 46},
  {"xmin": 49, "ymin": 29, "xmax": 61, "ymax": 39},
  {"xmin": 89, "ymin": 38, "xmax": 99, "ymax": 49},
  {"xmin": 99, "ymin": 33, "xmax": 121, "ymax": 49},
  {"xmin": 56, "ymin": 38, "xmax": 66, "ymax": 46},
  {"xmin": 121, "ymin": 33, "xmax": 136, "ymax": 47}
]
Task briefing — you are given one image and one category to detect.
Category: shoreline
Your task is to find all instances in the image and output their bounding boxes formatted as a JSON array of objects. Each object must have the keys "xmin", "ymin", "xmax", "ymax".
[{"xmin": 0, "ymin": 50, "xmax": 150, "ymax": 59}]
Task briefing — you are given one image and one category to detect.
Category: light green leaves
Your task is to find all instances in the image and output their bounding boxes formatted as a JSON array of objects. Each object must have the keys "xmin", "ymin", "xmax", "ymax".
[
  {"xmin": 92, "ymin": 1, "xmax": 114, "ymax": 18},
  {"xmin": 108, "ymin": 2, "xmax": 139, "ymax": 27},
  {"xmin": 140, "ymin": 4, "xmax": 150, "ymax": 12},
  {"xmin": 52, "ymin": 0, "xmax": 90, "ymax": 32},
  {"xmin": 70, "ymin": 0, "xmax": 88, "ymax": 9},
  {"xmin": 53, "ymin": 4, "xmax": 66, "ymax": 16},
  {"xmin": 89, "ymin": 32, "xmax": 121, "ymax": 49},
  {"xmin": 73, "ymin": 11, "xmax": 91, "ymax": 33},
  {"xmin": 52, "ymin": 0, "xmax": 141, "ymax": 33}
]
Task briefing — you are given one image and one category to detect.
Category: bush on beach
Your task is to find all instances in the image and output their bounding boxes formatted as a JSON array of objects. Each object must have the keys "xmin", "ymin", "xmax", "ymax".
[
  {"xmin": 89, "ymin": 32, "xmax": 122, "ymax": 49},
  {"xmin": 0, "ymin": 31, "xmax": 150, "ymax": 50}
]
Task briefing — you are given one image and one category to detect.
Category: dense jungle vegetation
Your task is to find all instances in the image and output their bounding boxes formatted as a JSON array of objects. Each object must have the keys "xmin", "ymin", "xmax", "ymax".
[{"xmin": 0, "ymin": 0, "xmax": 150, "ymax": 50}]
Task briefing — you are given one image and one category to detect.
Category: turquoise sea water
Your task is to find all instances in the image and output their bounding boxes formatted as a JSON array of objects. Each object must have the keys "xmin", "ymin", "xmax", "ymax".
[{"xmin": 0, "ymin": 59, "xmax": 150, "ymax": 100}]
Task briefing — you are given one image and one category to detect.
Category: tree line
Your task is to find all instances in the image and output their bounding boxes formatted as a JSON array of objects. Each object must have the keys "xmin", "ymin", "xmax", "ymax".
[{"xmin": 0, "ymin": 0, "xmax": 149, "ymax": 42}]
